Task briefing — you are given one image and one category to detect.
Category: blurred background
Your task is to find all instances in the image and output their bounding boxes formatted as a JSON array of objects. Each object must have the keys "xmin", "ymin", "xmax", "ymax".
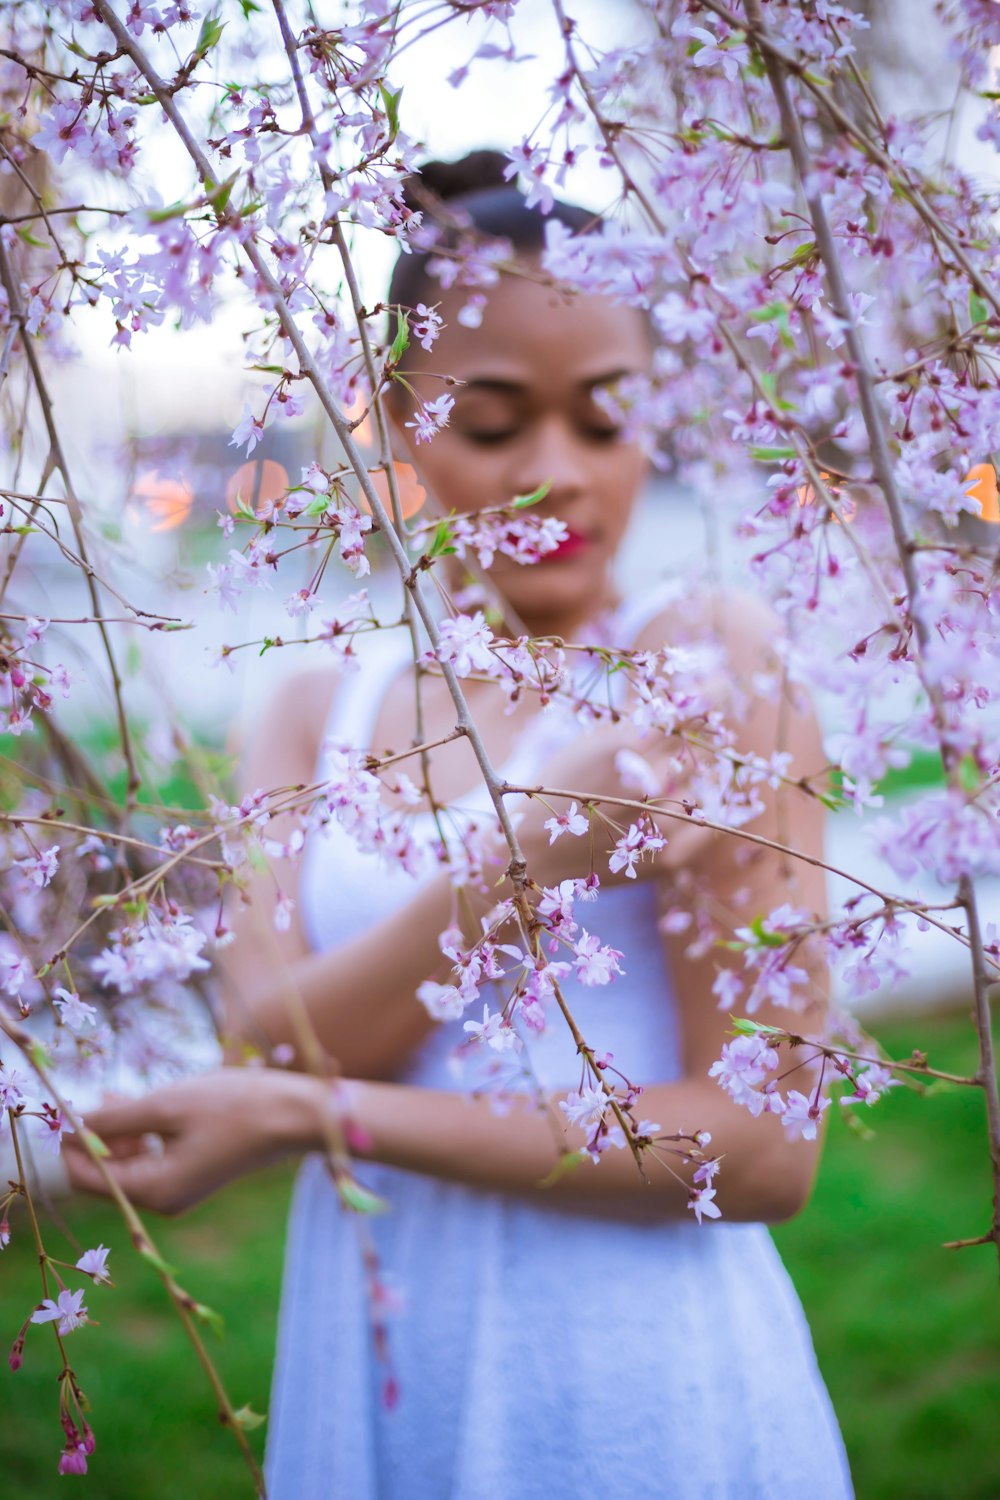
[{"xmin": 2, "ymin": 0, "xmax": 999, "ymax": 1494}]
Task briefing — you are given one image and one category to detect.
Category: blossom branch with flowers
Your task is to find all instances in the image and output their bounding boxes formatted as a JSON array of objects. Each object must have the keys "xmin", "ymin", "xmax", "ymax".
[{"xmin": 0, "ymin": 0, "xmax": 999, "ymax": 1485}]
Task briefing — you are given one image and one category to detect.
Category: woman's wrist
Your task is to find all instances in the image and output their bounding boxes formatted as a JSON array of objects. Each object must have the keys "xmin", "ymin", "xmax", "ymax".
[{"xmin": 268, "ymin": 1069, "xmax": 336, "ymax": 1155}]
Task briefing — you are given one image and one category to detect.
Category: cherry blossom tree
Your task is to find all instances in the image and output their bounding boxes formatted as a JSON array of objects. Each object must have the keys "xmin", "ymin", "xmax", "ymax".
[{"xmin": 0, "ymin": 0, "xmax": 998, "ymax": 1483}]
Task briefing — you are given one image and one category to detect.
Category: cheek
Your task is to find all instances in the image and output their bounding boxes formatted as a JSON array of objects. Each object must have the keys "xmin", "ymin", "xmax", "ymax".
[
  {"xmin": 409, "ymin": 441, "xmax": 510, "ymax": 515},
  {"xmin": 600, "ymin": 450, "xmax": 646, "ymax": 521}
]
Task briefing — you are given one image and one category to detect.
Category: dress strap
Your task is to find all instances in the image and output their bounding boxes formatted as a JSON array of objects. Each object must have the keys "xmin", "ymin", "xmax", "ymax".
[{"xmin": 320, "ymin": 628, "xmax": 412, "ymax": 756}]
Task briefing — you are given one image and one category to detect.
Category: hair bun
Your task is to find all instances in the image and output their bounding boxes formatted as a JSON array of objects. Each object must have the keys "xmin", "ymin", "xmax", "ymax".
[{"xmin": 408, "ymin": 150, "xmax": 511, "ymax": 206}]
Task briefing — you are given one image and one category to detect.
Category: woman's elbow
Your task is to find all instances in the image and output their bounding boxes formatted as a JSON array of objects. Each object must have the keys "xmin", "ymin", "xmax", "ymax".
[{"xmin": 740, "ymin": 1141, "xmax": 820, "ymax": 1224}]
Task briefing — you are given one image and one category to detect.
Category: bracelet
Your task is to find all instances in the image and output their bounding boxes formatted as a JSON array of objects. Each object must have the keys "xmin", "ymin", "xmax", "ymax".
[{"xmin": 330, "ymin": 1078, "xmax": 373, "ymax": 1156}]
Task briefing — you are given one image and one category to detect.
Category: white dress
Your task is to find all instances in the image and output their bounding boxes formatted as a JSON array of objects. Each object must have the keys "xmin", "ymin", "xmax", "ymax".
[{"xmin": 264, "ymin": 596, "xmax": 854, "ymax": 1500}]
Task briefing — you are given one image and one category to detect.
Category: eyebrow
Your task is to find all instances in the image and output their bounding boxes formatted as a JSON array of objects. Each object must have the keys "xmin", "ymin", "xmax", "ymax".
[{"xmin": 459, "ymin": 369, "xmax": 635, "ymax": 395}]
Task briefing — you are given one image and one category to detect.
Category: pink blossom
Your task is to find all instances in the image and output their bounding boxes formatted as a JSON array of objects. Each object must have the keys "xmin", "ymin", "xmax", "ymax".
[
  {"xmin": 544, "ymin": 802, "xmax": 589, "ymax": 844},
  {"xmin": 572, "ymin": 930, "xmax": 625, "ymax": 987},
  {"xmin": 15, "ymin": 846, "xmax": 60, "ymax": 888},
  {"xmin": 840, "ymin": 1064, "xmax": 900, "ymax": 1107},
  {"xmin": 781, "ymin": 1090, "xmax": 831, "ymax": 1142},
  {"xmin": 711, "ymin": 968, "xmax": 745, "ymax": 1009},
  {"xmin": 416, "ymin": 980, "xmax": 467, "ymax": 1021},
  {"xmin": 404, "ymin": 394, "xmax": 454, "ymax": 444},
  {"xmin": 463, "ymin": 1005, "xmax": 520, "ymax": 1052},
  {"xmin": 0, "ymin": 1064, "xmax": 27, "ymax": 1114},
  {"xmin": 31, "ymin": 102, "xmax": 89, "ymax": 166},
  {"xmin": 435, "ymin": 612, "xmax": 495, "ymax": 676},
  {"xmin": 709, "ymin": 1034, "xmax": 780, "ymax": 1110},
  {"xmin": 31, "ymin": 1287, "xmax": 88, "ymax": 1335},
  {"xmin": 0, "ymin": 942, "xmax": 34, "ymax": 997},
  {"xmin": 230, "ymin": 404, "xmax": 265, "ymax": 456},
  {"xmin": 75, "ymin": 1245, "xmax": 112, "ymax": 1284},
  {"xmin": 537, "ymin": 879, "xmax": 585, "ymax": 934},
  {"xmin": 410, "ymin": 303, "xmax": 442, "ymax": 351},
  {"xmin": 608, "ymin": 823, "xmax": 666, "ymax": 879},
  {"xmin": 53, "ymin": 988, "xmax": 98, "ymax": 1031},
  {"xmin": 688, "ymin": 1186, "xmax": 723, "ymax": 1225},
  {"xmin": 37, "ymin": 1104, "xmax": 74, "ymax": 1156},
  {"xmin": 558, "ymin": 1082, "xmax": 608, "ymax": 1129}
]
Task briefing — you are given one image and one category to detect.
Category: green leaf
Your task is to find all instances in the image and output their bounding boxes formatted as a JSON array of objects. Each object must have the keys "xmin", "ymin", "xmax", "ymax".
[
  {"xmin": 194, "ymin": 12, "xmax": 226, "ymax": 60},
  {"xmin": 82, "ymin": 1129, "xmax": 110, "ymax": 1159},
  {"xmin": 191, "ymin": 1301, "xmax": 225, "ymax": 1339},
  {"xmin": 27, "ymin": 1038, "xmax": 52, "ymax": 1073},
  {"xmin": 969, "ymin": 289, "xmax": 989, "ymax": 327},
  {"xmin": 379, "ymin": 83, "xmax": 403, "ymax": 140},
  {"xmin": 233, "ymin": 1404, "xmax": 267, "ymax": 1432},
  {"xmin": 135, "ymin": 1240, "xmax": 178, "ymax": 1278},
  {"xmin": 303, "ymin": 493, "xmax": 330, "ymax": 518},
  {"xmin": 749, "ymin": 444, "xmax": 797, "ymax": 463},
  {"xmin": 749, "ymin": 914, "xmax": 788, "ymax": 947},
  {"xmin": 335, "ymin": 1171, "xmax": 389, "ymax": 1215},
  {"xmin": 957, "ymin": 753, "xmax": 980, "ymax": 794},
  {"xmin": 787, "ymin": 240, "xmax": 817, "ymax": 267},
  {"xmin": 388, "ymin": 306, "xmax": 409, "ymax": 365},
  {"xmin": 427, "ymin": 520, "xmax": 455, "ymax": 559},
  {"xmin": 207, "ymin": 177, "xmax": 235, "ymax": 217},
  {"xmin": 146, "ymin": 200, "xmax": 190, "ymax": 224},
  {"xmin": 757, "ymin": 371, "xmax": 796, "ymax": 414},
  {"xmin": 730, "ymin": 1016, "xmax": 785, "ymax": 1037},
  {"xmin": 512, "ymin": 480, "xmax": 553, "ymax": 509},
  {"xmin": 238, "ymin": 0, "xmax": 261, "ymax": 16},
  {"xmin": 16, "ymin": 226, "xmax": 47, "ymax": 249},
  {"xmin": 749, "ymin": 302, "xmax": 789, "ymax": 324},
  {"xmin": 538, "ymin": 1150, "xmax": 589, "ymax": 1187}
]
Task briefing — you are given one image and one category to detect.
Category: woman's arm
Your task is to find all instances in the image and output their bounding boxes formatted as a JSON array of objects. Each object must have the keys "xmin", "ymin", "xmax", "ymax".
[
  {"xmin": 68, "ymin": 591, "xmax": 832, "ymax": 1224},
  {"xmin": 218, "ymin": 665, "xmax": 492, "ymax": 1078},
  {"xmin": 63, "ymin": 1063, "xmax": 811, "ymax": 1221}
]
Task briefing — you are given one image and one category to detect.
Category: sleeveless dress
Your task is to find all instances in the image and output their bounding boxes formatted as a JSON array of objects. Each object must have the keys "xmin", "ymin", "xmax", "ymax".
[{"xmin": 264, "ymin": 592, "xmax": 854, "ymax": 1500}]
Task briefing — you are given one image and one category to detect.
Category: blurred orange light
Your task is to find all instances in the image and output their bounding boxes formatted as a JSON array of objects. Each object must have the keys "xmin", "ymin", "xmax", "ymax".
[
  {"xmin": 131, "ymin": 470, "xmax": 194, "ymax": 532},
  {"xmin": 964, "ymin": 463, "xmax": 999, "ymax": 524},
  {"xmin": 796, "ymin": 471, "xmax": 856, "ymax": 525},
  {"xmin": 365, "ymin": 461, "xmax": 427, "ymax": 520},
  {"xmin": 226, "ymin": 458, "xmax": 290, "ymax": 516}
]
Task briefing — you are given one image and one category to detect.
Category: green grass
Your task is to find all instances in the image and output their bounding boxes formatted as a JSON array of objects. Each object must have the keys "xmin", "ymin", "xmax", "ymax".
[
  {"xmin": 773, "ymin": 1012, "xmax": 1000, "ymax": 1500},
  {"xmin": 2, "ymin": 1013, "xmax": 998, "ymax": 1498}
]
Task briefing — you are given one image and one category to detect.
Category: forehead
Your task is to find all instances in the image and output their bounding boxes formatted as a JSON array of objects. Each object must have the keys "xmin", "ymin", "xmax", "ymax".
[{"xmin": 410, "ymin": 267, "xmax": 652, "ymax": 390}]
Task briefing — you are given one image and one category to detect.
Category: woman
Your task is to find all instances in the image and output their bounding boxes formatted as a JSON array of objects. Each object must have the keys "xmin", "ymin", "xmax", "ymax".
[{"xmin": 67, "ymin": 154, "xmax": 853, "ymax": 1498}]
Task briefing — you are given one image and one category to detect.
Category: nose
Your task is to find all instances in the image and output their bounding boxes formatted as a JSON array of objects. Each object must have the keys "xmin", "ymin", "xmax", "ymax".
[{"xmin": 512, "ymin": 415, "xmax": 589, "ymax": 504}]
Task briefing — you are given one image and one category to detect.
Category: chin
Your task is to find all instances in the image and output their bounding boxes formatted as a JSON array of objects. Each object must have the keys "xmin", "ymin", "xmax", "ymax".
[{"xmin": 501, "ymin": 564, "xmax": 608, "ymax": 629}]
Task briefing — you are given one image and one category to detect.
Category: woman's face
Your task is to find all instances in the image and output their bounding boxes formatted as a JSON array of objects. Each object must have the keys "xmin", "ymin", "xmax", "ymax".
[{"xmin": 390, "ymin": 262, "xmax": 654, "ymax": 634}]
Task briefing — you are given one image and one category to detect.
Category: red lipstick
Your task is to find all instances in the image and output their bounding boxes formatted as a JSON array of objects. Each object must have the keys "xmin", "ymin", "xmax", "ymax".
[{"xmin": 545, "ymin": 527, "xmax": 591, "ymax": 560}]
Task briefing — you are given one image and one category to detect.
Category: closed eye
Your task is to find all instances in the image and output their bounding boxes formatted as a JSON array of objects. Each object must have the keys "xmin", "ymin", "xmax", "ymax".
[{"xmin": 462, "ymin": 428, "xmax": 520, "ymax": 445}]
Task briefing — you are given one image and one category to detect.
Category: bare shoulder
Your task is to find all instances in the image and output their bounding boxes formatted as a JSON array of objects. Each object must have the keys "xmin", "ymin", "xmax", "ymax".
[
  {"xmin": 631, "ymin": 583, "xmax": 783, "ymax": 671},
  {"xmin": 629, "ymin": 583, "xmax": 823, "ymax": 758}
]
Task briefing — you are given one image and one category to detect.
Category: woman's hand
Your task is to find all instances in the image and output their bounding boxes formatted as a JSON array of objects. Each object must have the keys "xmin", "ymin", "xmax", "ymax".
[{"xmin": 63, "ymin": 1068, "xmax": 325, "ymax": 1215}]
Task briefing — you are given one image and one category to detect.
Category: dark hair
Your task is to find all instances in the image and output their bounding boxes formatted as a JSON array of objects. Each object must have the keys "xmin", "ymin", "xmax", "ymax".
[{"xmin": 387, "ymin": 149, "xmax": 598, "ymax": 310}]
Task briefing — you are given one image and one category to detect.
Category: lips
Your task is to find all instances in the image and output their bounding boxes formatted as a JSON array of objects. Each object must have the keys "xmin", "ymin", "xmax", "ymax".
[{"xmin": 545, "ymin": 527, "xmax": 592, "ymax": 560}]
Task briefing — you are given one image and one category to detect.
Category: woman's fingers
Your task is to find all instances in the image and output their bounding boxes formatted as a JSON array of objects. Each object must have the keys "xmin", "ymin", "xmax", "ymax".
[
  {"xmin": 64, "ymin": 1132, "xmax": 194, "ymax": 1214},
  {"xmin": 79, "ymin": 1090, "xmax": 174, "ymax": 1142}
]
